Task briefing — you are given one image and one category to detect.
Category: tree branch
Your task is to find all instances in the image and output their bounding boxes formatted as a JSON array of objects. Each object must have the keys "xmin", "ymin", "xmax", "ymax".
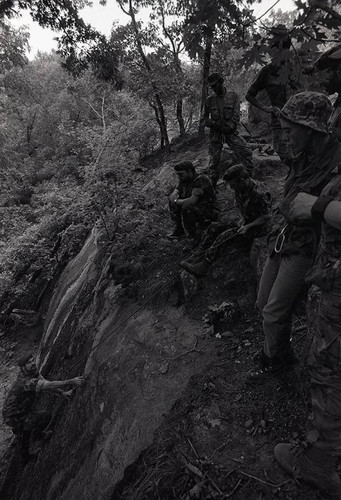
[{"xmin": 309, "ymin": 0, "xmax": 341, "ymax": 22}]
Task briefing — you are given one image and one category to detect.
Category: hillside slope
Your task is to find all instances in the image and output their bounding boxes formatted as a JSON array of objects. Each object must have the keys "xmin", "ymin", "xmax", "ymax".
[{"xmin": 0, "ymin": 138, "xmax": 321, "ymax": 499}]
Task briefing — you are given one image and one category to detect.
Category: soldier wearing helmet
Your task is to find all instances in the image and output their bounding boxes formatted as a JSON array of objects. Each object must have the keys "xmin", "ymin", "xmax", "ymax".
[
  {"xmin": 246, "ymin": 24, "xmax": 299, "ymax": 163},
  {"xmin": 201, "ymin": 72, "xmax": 254, "ymax": 187},
  {"xmin": 315, "ymin": 44, "xmax": 341, "ymax": 141},
  {"xmin": 270, "ymin": 95, "xmax": 341, "ymax": 497},
  {"xmin": 246, "ymin": 92, "xmax": 341, "ymax": 389}
]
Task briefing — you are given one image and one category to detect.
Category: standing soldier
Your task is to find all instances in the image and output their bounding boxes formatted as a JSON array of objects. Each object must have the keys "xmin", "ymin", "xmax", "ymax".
[
  {"xmin": 315, "ymin": 44, "xmax": 341, "ymax": 141},
  {"xmin": 274, "ymin": 183, "xmax": 341, "ymax": 498},
  {"xmin": 246, "ymin": 24, "xmax": 298, "ymax": 163},
  {"xmin": 246, "ymin": 92, "xmax": 341, "ymax": 386},
  {"xmin": 201, "ymin": 72, "xmax": 254, "ymax": 187}
]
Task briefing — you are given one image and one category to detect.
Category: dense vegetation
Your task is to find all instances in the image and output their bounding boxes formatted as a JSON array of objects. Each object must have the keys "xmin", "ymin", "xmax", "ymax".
[{"xmin": 0, "ymin": 0, "xmax": 340, "ymax": 318}]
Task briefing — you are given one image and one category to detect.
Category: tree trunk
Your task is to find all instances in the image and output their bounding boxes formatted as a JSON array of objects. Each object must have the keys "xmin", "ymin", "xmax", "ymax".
[
  {"xmin": 154, "ymin": 94, "xmax": 168, "ymax": 149},
  {"xmin": 150, "ymin": 102, "xmax": 165, "ymax": 149},
  {"xmin": 176, "ymin": 98, "xmax": 186, "ymax": 137},
  {"xmin": 125, "ymin": 0, "xmax": 170, "ymax": 150},
  {"xmin": 198, "ymin": 27, "xmax": 214, "ymax": 139}
]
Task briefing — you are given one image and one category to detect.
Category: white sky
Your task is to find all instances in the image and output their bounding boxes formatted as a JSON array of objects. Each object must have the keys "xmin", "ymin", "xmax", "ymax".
[{"xmin": 11, "ymin": 0, "xmax": 296, "ymax": 59}]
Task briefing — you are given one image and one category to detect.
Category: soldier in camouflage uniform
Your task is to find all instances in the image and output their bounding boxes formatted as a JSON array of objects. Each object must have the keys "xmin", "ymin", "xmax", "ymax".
[
  {"xmin": 246, "ymin": 24, "xmax": 298, "ymax": 162},
  {"xmin": 315, "ymin": 44, "xmax": 341, "ymax": 141},
  {"xmin": 201, "ymin": 73, "xmax": 254, "ymax": 187},
  {"xmin": 246, "ymin": 92, "xmax": 341, "ymax": 386},
  {"xmin": 3, "ymin": 354, "xmax": 83, "ymax": 460},
  {"xmin": 180, "ymin": 164, "xmax": 271, "ymax": 276},
  {"xmin": 168, "ymin": 161, "xmax": 219, "ymax": 242},
  {"xmin": 274, "ymin": 179, "xmax": 341, "ymax": 497}
]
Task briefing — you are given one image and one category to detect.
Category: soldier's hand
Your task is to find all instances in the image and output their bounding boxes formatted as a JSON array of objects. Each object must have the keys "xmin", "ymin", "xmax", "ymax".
[
  {"xmin": 237, "ymin": 225, "xmax": 248, "ymax": 235},
  {"xmin": 270, "ymin": 106, "xmax": 281, "ymax": 117},
  {"xmin": 61, "ymin": 389, "xmax": 74, "ymax": 398},
  {"xmin": 290, "ymin": 193, "xmax": 317, "ymax": 221},
  {"xmin": 72, "ymin": 376, "xmax": 85, "ymax": 387},
  {"xmin": 169, "ymin": 194, "xmax": 178, "ymax": 205}
]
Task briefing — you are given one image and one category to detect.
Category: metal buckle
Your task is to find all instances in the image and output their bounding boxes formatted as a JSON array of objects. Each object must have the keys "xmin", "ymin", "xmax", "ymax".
[{"xmin": 274, "ymin": 224, "xmax": 288, "ymax": 254}]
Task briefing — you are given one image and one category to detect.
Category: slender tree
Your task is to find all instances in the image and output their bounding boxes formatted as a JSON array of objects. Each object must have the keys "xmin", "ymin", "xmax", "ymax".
[{"xmin": 115, "ymin": 0, "xmax": 170, "ymax": 149}]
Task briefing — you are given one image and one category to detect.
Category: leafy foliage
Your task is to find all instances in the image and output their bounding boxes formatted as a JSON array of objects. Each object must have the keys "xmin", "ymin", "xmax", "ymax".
[
  {"xmin": 0, "ymin": 19, "xmax": 29, "ymax": 72},
  {"xmin": 0, "ymin": 51, "xmax": 160, "ymax": 314}
]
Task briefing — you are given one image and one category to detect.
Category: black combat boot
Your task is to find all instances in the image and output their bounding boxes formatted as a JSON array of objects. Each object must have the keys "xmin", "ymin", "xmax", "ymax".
[
  {"xmin": 180, "ymin": 257, "xmax": 211, "ymax": 277},
  {"xmin": 245, "ymin": 351, "xmax": 294, "ymax": 386},
  {"xmin": 274, "ymin": 443, "xmax": 341, "ymax": 497}
]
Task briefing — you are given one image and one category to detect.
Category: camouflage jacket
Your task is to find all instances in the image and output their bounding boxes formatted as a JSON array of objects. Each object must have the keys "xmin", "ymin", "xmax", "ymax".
[
  {"xmin": 178, "ymin": 173, "xmax": 219, "ymax": 212},
  {"xmin": 329, "ymin": 96, "xmax": 341, "ymax": 142},
  {"xmin": 202, "ymin": 88, "xmax": 240, "ymax": 141},
  {"xmin": 277, "ymin": 136, "xmax": 341, "ymax": 256},
  {"xmin": 320, "ymin": 175, "xmax": 341, "ymax": 259},
  {"xmin": 234, "ymin": 179, "xmax": 272, "ymax": 236},
  {"xmin": 2, "ymin": 372, "xmax": 42, "ymax": 428},
  {"xmin": 305, "ymin": 175, "xmax": 341, "ymax": 295}
]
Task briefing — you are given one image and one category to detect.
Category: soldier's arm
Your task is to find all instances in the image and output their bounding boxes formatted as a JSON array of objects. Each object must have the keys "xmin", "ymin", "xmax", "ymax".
[
  {"xmin": 176, "ymin": 194, "xmax": 200, "ymax": 207},
  {"xmin": 200, "ymin": 97, "xmax": 212, "ymax": 128},
  {"xmin": 290, "ymin": 192, "xmax": 341, "ymax": 230},
  {"xmin": 246, "ymin": 69, "xmax": 276, "ymax": 115},
  {"xmin": 332, "ymin": 114, "xmax": 341, "ymax": 142},
  {"xmin": 169, "ymin": 188, "xmax": 180, "ymax": 204},
  {"xmin": 246, "ymin": 90, "xmax": 277, "ymax": 115},
  {"xmin": 237, "ymin": 214, "xmax": 270, "ymax": 234},
  {"xmin": 37, "ymin": 376, "xmax": 84, "ymax": 393},
  {"xmin": 177, "ymin": 178, "xmax": 205, "ymax": 207},
  {"xmin": 231, "ymin": 93, "xmax": 240, "ymax": 129}
]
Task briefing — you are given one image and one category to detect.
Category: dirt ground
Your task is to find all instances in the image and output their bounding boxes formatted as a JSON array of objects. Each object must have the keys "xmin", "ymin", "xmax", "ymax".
[
  {"xmin": 111, "ymin": 242, "xmax": 324, "ymax": 500},
  {"xmin": 110, "ymin": 148, "xmax": 329, "ymax": 499},
  {"xmin": 0, "ymin": 138, "xmax": 331, "ymax": 499}
]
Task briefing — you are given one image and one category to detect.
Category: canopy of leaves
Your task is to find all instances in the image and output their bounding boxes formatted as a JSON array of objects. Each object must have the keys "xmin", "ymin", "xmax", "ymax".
[
  {"xmin": 0, "ymin": 19, "xmax": 29, "ymax": 72},
  {"xmin": 179, "ymin": 0, "xmax": 258, "ymax": 59},
  {"xmin": 0, "ymin": 0, "xmax": 123, "ymax": 85}
]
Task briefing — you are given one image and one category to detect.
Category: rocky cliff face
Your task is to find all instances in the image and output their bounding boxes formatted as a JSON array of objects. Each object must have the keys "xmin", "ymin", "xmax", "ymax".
[
  {"xmin": 2, "ymin": 139, "xmax": 290, "ymax": 500},
  {"xmin": 7, "ymin": 223, "xmax": 214, "ymax": 500}
]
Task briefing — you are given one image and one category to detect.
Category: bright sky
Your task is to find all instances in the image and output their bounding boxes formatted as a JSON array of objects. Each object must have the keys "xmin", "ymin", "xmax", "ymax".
[{"xmin": 11, "ymin": 0, "xmax": 296, "ymax": 59}]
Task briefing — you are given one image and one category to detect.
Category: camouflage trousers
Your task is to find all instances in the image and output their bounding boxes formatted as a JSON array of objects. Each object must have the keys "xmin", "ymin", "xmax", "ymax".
[
  {"xmin": 169, "ymin": 202, "xmax": 218, "ymax": 239},
  {"xmin": 272, "ymin": 127, "xmax": 292, "ymax": 164},
  {"xmin": 257, "ymin": 253, "xmax": 313, "ymax": 359},
  {"xmin": 307, "ymin": 286, "xmax": 341, "ymax": 456},
  {"xmin": 208, "ymin": 133, "xmax": 254, "ymax": 186},
  {"xmin": 199, "ymin": 221, "xmax": 253, "ymax": 262}
]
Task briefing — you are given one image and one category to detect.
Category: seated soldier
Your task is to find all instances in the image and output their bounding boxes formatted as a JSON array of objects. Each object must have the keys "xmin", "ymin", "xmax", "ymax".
[
  {"xmin": 2, "ymin": 353, "xmax": 84, "ymax": 461},
  {"xmin": 167, "ymin": 161, "xmax": 219, "ymax": 242},
  {"xmin": 180, "ymin": 164, "xmax": 271, "ymax": 276}
]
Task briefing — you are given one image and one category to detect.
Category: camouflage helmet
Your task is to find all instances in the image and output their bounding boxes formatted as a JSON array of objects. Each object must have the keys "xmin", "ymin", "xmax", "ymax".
[
  {"xmin": 280, "ymin": 91, "xmax": 333, "ymax": 133},
  {"xmin": 223, "ymin": 164, "xmax": 249, "ymax": 182}
]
